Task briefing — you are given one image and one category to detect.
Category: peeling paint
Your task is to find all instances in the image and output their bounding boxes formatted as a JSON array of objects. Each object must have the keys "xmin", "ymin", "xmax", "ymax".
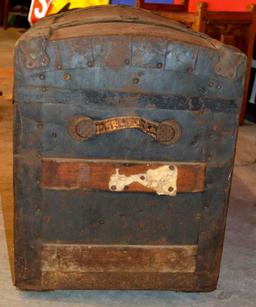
[{"xmin": 108, "ymin": 165, "xmax": 177, "ymax": 196}]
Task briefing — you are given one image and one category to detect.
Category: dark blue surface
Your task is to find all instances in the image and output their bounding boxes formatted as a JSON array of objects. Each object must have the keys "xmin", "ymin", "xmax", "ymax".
[
  {"xmin": 111, "ymin": 0, "xmax": 174, "ymax": 4},
  {"xmin": 111, "ymin": 0, "xmax": 136, "ymax": 6},
  {"xmin": 145, "ymin": 0, "xmax": 174, "ymax": 3}
]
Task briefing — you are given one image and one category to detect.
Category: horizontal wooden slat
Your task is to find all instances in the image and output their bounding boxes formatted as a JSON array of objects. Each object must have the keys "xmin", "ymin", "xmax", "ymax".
[
  {"xmin": 49, "ymin": 23, "xmax": 212, "ymax": 48},
  {"xmin": 41, "ymin": 271, "xmax": 202, "ymax": 290},
  {"xmin": 205, "ymin": 11, "xmax": 253, "ymax": 22},
  {"xmin": 41, "ymin": 158, "xmax": 205, "ymax": 194},
  {"xmin": 41, "ymin": 244, "xmax": 197, "ymax": 274}
]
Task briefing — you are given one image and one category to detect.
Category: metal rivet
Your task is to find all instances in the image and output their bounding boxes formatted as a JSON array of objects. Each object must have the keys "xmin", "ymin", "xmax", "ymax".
[
  {"xmin": 37, "ymin": 122, "xmax": 43, "ymax": 129},
  {"xmin": 63, "ymin": 73, "xmax": 71, "ymax": 81},
  {"xmin": 193, "ymin": 213, "xmax": 201, "ymax": 220},
  {"xmin": 74, "ymin": 117, "xmax": 96, "ymax": 140},
  {"xmin": 156, "ymin": 63, "xmax": 163, "ymax": 69},
  {"xmin": 124, "ymin": 59, "xmax": 130, "ymax": 65},
  {"xmin": 43, "ymin": 216, "xmax": 50, "ymax": 223},
  {"xmin": 57, "ymin": 64, "xmax": 62, "ymax": 70},
  {"xmin": 87, "ymin": 60, "xmax": 94, "ymax": 67},
  {"xmin": 39, "ymin": 74, "xmax": 45, "ymax": 80},
  {"xmin": 169, "ymin": 165, "xmax": 175, "ymax": 171},
  {"xmin": 133, "ymin": 77, "xmax": 139, "ymax": 84},
  {"xmin": 42, "ymin": 57, "xmax": 47, "ymax": 64},
  {"xmin": 217, "ymin": 84, "xmax": 222, "ymax": 89},
  {"xmin": 42, "ymin": 87, "xmax": 47, "ymax": 92},
  {"xmin": 168, "ymin": 187, "xmax": 174, "ymax": 192},
  {"xmin": 111, "ymin": 185, "xmax": 116, "ymax": 191},
  {"xmin": 99, "ymin": 219, "xmax": 105, "ymax": 225},
  {"xmin": 140, "ymin": 176, "xmax": 145, "ymax": 180},
  {"xmin": 208, "ymin": 81, "xmax": 214, "ymax": 87}
]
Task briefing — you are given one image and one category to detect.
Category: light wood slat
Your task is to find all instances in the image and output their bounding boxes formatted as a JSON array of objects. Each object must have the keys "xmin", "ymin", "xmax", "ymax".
[{"xmin": 41, "ymin": 243, "xmax": 198, "ymax": 273}]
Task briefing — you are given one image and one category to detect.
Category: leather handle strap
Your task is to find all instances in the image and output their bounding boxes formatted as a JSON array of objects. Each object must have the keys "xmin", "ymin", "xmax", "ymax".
[{"xmin": 68, "ymin": 115, "xmax": 181, "ymax": 145}]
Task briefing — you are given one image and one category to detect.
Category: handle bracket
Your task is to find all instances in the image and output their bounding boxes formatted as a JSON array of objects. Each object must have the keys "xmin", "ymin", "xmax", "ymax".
[{"xmin": 68, "ymin": 115, "xmax": 181, "ymax": 145}]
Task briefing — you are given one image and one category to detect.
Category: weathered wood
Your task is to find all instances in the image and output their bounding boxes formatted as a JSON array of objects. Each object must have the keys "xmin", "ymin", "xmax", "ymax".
[
  {"xmin": 41, "ymin": 272, "xmax": 216, "ymax": 291},
  {"xmin": 41, "ymin": 244, "xmax": 197, "ymax": 273},
  {"xmin": 41, "ymin": 158, "xmax": 206, "ymax": 194},
  {"xmin": 13, "ymin": 6, "xmax": 245, "ymax": 291},
  {"xmin": 49, "ymin": 23, "xmax": 211, "ymax": 48}
]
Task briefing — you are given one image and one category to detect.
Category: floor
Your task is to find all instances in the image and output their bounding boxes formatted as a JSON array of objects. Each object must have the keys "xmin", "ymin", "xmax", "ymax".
[{"xmin": 0, "ymin": 28, "xmax": 256, "ymax": 307}]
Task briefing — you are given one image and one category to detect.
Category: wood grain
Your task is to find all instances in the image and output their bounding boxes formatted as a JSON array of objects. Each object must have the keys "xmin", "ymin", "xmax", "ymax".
[
  {"xmin": 41, "ymin": 271, "xmax": 205, "ymax": 290},
  {"xmin": 41, "ymin": 158, "xmax": 206, "ymax": 193},
  {"xmin": 41, "ymin": 243, "xmax": 197, "ymax": 274}
]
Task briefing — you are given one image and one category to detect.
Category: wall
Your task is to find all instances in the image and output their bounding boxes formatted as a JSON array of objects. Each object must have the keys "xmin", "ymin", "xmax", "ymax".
[{"xmin": 189, "ymin": 0, "xmax": 256, "ymax": 12}]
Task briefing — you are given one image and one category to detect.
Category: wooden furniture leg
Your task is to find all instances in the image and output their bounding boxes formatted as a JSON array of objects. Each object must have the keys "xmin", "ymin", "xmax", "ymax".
[
  {"xmin": 3, "ymin": 0, "xmax": 9, "ymax": 29},
  {"xmin": 194, "ymin": 2, "xmax": 207, "ymax": 32}
]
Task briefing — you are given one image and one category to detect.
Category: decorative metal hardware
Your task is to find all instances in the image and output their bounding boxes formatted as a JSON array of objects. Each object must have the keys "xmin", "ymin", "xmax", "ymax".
[
  {"xmin": 68, "ymin": 115, "xmax": 181, "ymax": 145},
  {"xmin": 109, "ymin": 165, "xmax": 178, "ymax": 196},
  {"xmin": 19, "ymin": 38, "xmax": 49, "ymax": 69}
]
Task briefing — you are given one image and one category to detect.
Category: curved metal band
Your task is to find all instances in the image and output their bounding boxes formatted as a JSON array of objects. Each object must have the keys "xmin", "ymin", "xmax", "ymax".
[
  {"xmin": 69, "ymin": 115, "xmax": 181, "ymax": 145},
  {"xmin": 95, "ymin": 117, "xmax": 158, "ymax": 138}
]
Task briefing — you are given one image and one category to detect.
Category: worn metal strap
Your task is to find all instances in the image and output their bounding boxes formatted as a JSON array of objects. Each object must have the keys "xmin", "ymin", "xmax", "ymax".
[
  {"xmin": 95, "ymin": 117, "xmax": 158, "ymax": 138},
  {"xmin": 68, "ymin": 115, "xmax": 181, "ymax": 145}
]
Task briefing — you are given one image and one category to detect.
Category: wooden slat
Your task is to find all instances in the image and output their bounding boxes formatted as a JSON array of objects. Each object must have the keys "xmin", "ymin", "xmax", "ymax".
[
  {"xmin": 205, "ymin": 11, "xmax": 252, "ymax": 22},
  {"xmin": 41, "ymin": 244, "xmax": 197, "ymax": 274},
  {"xmin": 41, "ymin": 271, "xmax": 199, "ymax": 290},
  {"xmin": 49, "ymin": 23, "xmax": 213, "ymax": 48},
  {"xmin": 41, "ymin": 158, "xmax": 205, "ymax": 193}
]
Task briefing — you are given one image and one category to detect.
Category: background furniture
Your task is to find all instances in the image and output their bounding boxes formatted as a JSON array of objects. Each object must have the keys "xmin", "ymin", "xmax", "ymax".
[
  {"xmin": 139, "ymin": 0, "xmax": 188, "ymax": 12},
  {"xmin": 200, "ymin": 4, "xmax": 256, "ymax": 124},
  {"xmin": 0, "ymin": 0, "xmax": 29, "ymax": 29},
  {"xmin": 138, "ymin": 1, "xmax": 256, "ymax": 124},
  {"xmin": 0, "ymin": 0, "xmax": 9, "ymax": 28}
]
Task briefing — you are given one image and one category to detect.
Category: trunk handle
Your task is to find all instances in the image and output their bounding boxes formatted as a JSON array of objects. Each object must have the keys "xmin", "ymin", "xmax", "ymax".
[{"xmin": 68, "ymin": 115, "xmax": 181, "ymax": 145}]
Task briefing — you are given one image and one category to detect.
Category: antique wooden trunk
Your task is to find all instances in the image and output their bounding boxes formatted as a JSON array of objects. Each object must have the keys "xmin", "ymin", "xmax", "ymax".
[{"xmin": 13, "ymin": 6, "xmax": 246, "ymax": 291}]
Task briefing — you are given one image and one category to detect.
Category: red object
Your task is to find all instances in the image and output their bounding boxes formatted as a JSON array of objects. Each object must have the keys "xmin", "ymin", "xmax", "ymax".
[
  {"xmin": 28, "ymin": 0, "xmax": 53, "ymax": 24},
  {"xmin": 189, "ymin": 0, "xmax": 256, "ymax": 12}
]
